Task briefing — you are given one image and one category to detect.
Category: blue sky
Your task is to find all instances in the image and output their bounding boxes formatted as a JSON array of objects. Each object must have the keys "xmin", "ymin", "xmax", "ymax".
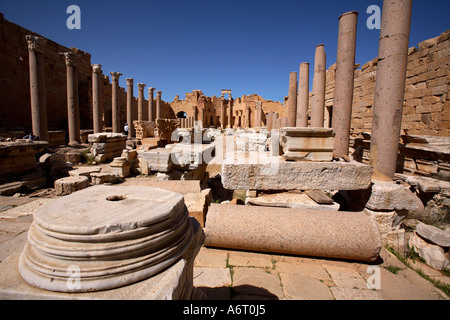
[{"xmin": 1, "ymin": 0, "xmax": 449, "ymax": 102}]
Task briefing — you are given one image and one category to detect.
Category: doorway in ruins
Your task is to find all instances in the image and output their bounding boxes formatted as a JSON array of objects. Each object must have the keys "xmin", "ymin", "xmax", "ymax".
[{"xmin": 177, "ymin": 111, "xmax": 187, "ymax": 119}]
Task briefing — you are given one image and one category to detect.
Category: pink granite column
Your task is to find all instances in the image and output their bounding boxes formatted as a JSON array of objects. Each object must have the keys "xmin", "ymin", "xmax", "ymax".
[
  {"xmin": 267, "ymin": 111, "xmax": 274, "ymax": 131},
  {"xmin": 227, "ymin": 96, "xmax": 233, "ymax": 129},
  {"xmin": 296, "ymin": 63, "xmax": 310, "ymax": 127},
  {"xmin": 110, "ymin": 72, "xmax": 122, "ymax": 133},
  {"xmin": 310, "ymin": 44, "xmax": 326, "ymax": 128},
  {"xmin": 148, "ymin": 87, "xmax": 155, "ymax": 121},
  {"xmin": 26, "ymin": 35, "xmax": 48, "ymax": 141},
  {"xmin": 137, "ymin": 83, "xmax": 146, "ymax": 122},
  {"xmin": 369, "ymin": 0, "xmax": 413, "ymax": 180},
  {"xmin": 126, "ymin": 78, "xmax": 134, "ymax": 138},
  {"xmin": 63, "ymin": 52, "xmax": 80, "ymax": 144},
  {"xmin": 332, "ymin": 11, "xmax": 359, "ymax": 158},
  {"xmin": 156, "ymin": 91, "xmax": 162, "ymax": 119},
  {"xmin": 221, "ymin": 98, "xmax": 226, "ymax": 129},
  {"xmin": 92, "ymin": 64, "xmax": 103, "ymax": 133},
  {"xmin": 287, "ymin": 72, "xmax": 298, "ymax": 127}
]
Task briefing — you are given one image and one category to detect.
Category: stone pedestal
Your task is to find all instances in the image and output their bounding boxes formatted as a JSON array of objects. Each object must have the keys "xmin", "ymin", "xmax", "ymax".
[
  {"xmin": 109, "ymin": 156, "xmax": 130, "ymax": 178},
  {"xmin": 204, "ymin": 204, "xmax": 382, "ymax": 262},
  {"xmin": 89, "ymin": 133, "xmax": 127, "ymax": 162},
  {"xmin": 17, "ymin": 185, "xmax": 204, "ymax": 295},
  {"xmin": 280, "ymin": 127, "xmax": 335, "ymax": 161}
]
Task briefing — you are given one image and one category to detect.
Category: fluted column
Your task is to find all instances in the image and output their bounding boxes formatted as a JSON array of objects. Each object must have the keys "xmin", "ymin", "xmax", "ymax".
[
  {"xmin": 138, "ymin": 83, "xmax": 146, "ymax": 121},
  {"xmin": 26, "ymin": 35, "xmax": 48, "ymax": 141},
  {"xmin": 287, "ymin": 72, "xmax": 298, "ymax": 127},
  {"xmin": 297, "ymin": 63, "xmax": 310, "ymax": 127},
  {"xmin": 62, "ymin": 52, "xmax": 80, "ymax": 144},
  {"xmin": 310, "ymin": 44, "xmax": 326, "ymax": 127},
  {"xmin": 148, "ymin": 87, "xmax": 155, "ymax": 121},
  {"xmin": 332, "ymin": 11, "xmax": 359, "ymax": 158},
  {"xmin": 126, "ymin": 78, "xmax": 134, "ymax": 138},
  {"xmin": 110, "ymin": 72, "xmax": 122, "ymax": 133},
  {"xmin": 370, "ymin": 0, "xmax": 413, "ymax": 180},
  {"xmin": 92, "ymin": 64, "xmax": 103, "ymax": 133},
  {"xmin": 156, "ymin": 91, "xmax": 162, "ymax": 119}
]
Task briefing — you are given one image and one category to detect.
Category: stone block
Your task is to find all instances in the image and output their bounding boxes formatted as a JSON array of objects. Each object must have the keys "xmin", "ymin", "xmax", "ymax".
[
  {"xmin": 247, "ymin": 192, "xmax": 340, "ymax": 211},
  {"xmin": 137, "ymin": 148, "xmax": 174, "ymax": 173},
  {"xmin": 68, "ymin": 166, "xmax": 102, "ymax": 178},
  {"xmin": 221, "ymin": 160, "xmax": 372, "ymax": 191},
  {"xmin": 54, "ymin": 176, "xmax": 90, "ymax": 196},
  {"xmin": 90, "ymin": 172, "xmax": 117, "ymax": 185},
  {"xmin": 280, "ymin": 127, "xmax": 335, "ymax": 161},
  {"xmin": 416, "ymin": 223, "xmax": 450, "ymax": 247},
  {"xmin": 109, "ymin": 157, "xmax": 130, "ymax": 178},
  {"xmin": 409, "ymin": 232, "xmax": 449, "ymax": 270}
]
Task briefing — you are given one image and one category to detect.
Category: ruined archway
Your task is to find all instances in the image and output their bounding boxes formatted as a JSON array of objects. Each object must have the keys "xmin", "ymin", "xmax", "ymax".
[{"xmin": 176, "ymin": 111, "xmax": 187, "ymax": 119}]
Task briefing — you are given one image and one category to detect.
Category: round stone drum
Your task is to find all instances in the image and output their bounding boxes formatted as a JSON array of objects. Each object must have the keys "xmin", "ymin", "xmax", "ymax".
[{"xmin": 18, "ymin": 185, "xmax": 193, "ymax": 293}]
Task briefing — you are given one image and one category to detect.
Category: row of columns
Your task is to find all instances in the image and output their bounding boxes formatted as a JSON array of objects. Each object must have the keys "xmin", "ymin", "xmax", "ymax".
[
  {"xmin": 26, "ymin": 37, "xmax": 164, "ymax": 144},
  {"xmin": 283, "ymin": 0, "xmax": 412, "ymax": 181}
]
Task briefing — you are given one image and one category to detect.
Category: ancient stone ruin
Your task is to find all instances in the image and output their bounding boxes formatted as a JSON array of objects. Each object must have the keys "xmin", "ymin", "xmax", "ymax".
[{"xmin": 0, "ymin": 0, "xmax": 448, "ymax": 300}]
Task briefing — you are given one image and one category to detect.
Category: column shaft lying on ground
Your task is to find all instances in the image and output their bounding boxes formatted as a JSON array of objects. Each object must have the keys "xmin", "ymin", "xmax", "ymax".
[{"xmin": 204, "ymin": 204, "xmax": 382, "ymax": 262}]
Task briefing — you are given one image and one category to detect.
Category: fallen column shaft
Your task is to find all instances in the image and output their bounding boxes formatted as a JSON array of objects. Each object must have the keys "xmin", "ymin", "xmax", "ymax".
[{"xmin": 204, "ymin": 204, "xmax": 382, "ymax": 262}]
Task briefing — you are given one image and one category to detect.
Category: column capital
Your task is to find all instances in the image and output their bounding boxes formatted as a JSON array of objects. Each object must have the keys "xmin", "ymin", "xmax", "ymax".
[
  {"xmin": 148, "ymin": 87, "xmax": 155, "ymax": 94},
  {"xmin": 138, "ymin": 83, "xmax": 146, "ymax": 90},
  {"xmin": 92, "ymin": 64, "xmax": 102, "ymax": 73},
  {"xmin": 156, "ymin": 90, "xmax": 162, "ymax": 96},
  {"xmin": 254, "ymin": 100, "xmax": 262, "ymax": 109},
  {"xmin": 126, "ymin": 78, "xmax": 134, "ymax": 86},
  {"xmin": 26, "ymin": 35, "xmax": 46, "ymax": 53},
  {"xmin": 110, "ymin": 72, "xmax": 122, "ymax": 81},
  {"xmin": 61, "ymin": 52, "xmax": 78, "ymax": 67}
]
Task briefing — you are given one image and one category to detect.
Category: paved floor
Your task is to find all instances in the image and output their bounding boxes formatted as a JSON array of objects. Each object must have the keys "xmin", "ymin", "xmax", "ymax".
[{"xmin": 0, "ymin": 195, "xmax": 448, "ymax": 300}]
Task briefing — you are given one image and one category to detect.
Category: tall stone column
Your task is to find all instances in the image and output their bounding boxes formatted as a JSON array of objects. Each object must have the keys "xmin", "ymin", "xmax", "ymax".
[
  {"xmin": 332, "ymin": 11, "xmax": 359, "ymax": 158},
  {"xmin": 297, "ymin": 63, "xmax": 310, "ymax": 127},
  {"xmin": 138, "ymin": 83, "xmax": 146, "ymax": 121},
  {"xmin": 26, "ymin": 35, "xmax": 48, "ymax": 141},
  {"xmin": 310, "ymin": 44, "xmax": 326, "ymax": 127},
  {"xmin": 192, "ymin": 105, "xmax": 198, "ymax": 124},
  {"xmin": 63, "ymin": 52, "xmax": 80, "ymax": 144},
  {"xmin": 245, "ymin": 105, "xmax": 250, "ymax": 128},
  {"xmin": 156, "ymin": 91, "xmax": 162, "ymax": 119},
  {"xmin": 221, "ymin": 98, "xmax": 226, "ymax": 129},
  {"xmin": 110, "ymin": 72, "xmax": 122, "ymax": 133},
  {"xmin": 126, "ymin": 78, "xmax": 134, "ymax": 138},
  {"xmin": 92, "ymin": 64, "xmax": 103, "ymax": 133},
  {"xmin": 227, "ymin": 96, "xmax": 233, "ymax": 129},
  {"xmin": 267, "ymin": 111, "xmax": 274, "ymax": 131},
  {"xmin": 287, "ymin": 72, "xmax": 298, "ymax": 127},
  {"xmin": 369, "ymin": 0, "xmax": 413, "ymax": 181},
  {"xmin": 255, "ymin": 101, "xmax": 262, "ymax": 128},
  {"xmin": 148, "ymin": 87, "xmax": 155, "ymax": 121},
  {"xmin": 199, "ymin": 107, "xmax": 205, "ymax": 127}
]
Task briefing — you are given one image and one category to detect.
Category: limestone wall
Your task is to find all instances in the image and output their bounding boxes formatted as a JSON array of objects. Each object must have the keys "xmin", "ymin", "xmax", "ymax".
[{"xmin": 324, "ymin": 30, "xmax": 449, "ymax": 137}]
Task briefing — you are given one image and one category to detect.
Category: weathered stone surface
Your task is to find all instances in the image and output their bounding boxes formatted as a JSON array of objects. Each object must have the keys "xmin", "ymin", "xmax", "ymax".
[
  {"xmin": 221, "ymin": 160, "xmax": 372, "ymax": 191},
  {"xmin": 365, "ymin": 180, "xmax": 424, "ymax": 212},
  {"xmin": 18, "ymin": 185, "xmax": 203, "ymax": 293},
  {"xmin": 280, "ymin": 127, "xmax": 335, "ymax": 161},
  {"xmin": 409, "ymin": 232, "xmax": 449, "ymax": 270},
  {"xmin": 416, "ymin": 223, "xmax": 450, "ymax": 247},
  {"xmin": 247, "ymin": 192, "xmax": 340, "ymax": 211},
  {"xmin": 0, "ymin": 141, "xmax": 48, "ymax": 177},
  {"xmin": 235, "ymin": 132, "xmax": 268, "ymax": 153},
  {"xmin": 90, "ymin": 172, "xmax": 117, "ymax": 185},
  {"xmin": 68, "ymin": 166, "xmax": 102, "ymax": 177},
  {"xmin": 166, "ymin": 143, "xmax": 215, "ymax": 170},
  {"xmin": 204, "ymin": 204, "xmax": 382, "ymax": 262},
  {"xmin": 54, "ymin": 176, "xmax": 90, "ymax": 196},
  {"xmin": 184, "ymin": 189, "xmax": 212, "ymax": 227},
  {"xmin": 138, "ymin": 148, "xmax": 174, "ymax": 173}
]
